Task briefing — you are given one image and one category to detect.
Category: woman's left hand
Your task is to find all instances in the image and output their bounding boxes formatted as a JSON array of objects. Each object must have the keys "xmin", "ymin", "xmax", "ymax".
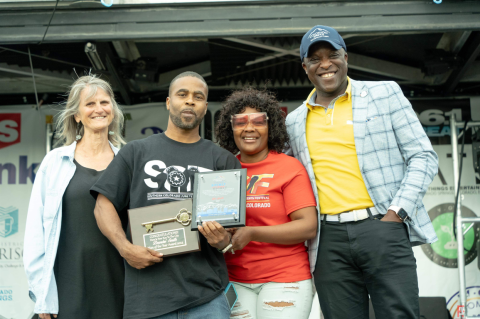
[
  {"xmin": 198, "ymin": 221, "xmax": 231, "ymax": 250},
  {"xmin": 231, "ymin": 227, "xmax": 253, "ymax": 251}
]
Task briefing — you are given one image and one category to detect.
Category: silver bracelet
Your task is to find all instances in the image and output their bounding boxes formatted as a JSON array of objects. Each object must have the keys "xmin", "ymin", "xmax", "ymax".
[{"xmin": 221, "ymin": 243, "xmax": 233, "ymax": 254}]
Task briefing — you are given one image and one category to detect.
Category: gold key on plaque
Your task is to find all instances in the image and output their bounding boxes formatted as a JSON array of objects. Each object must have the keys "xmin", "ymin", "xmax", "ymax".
[{"xmin": 142, "ymin": 208, "xmax": 192, "ymax": 233}]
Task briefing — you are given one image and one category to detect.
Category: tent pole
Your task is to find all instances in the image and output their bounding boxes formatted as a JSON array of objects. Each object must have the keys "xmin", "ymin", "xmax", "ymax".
[{"xmin": 28, "ymin": 46, "xmax": 40, "ymax": 110}]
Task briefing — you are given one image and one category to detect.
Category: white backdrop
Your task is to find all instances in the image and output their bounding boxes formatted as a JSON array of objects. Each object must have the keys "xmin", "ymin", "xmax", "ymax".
[
  {"xmin": 1, "ymin": 103, "xmax": 479, "ymax": 318},
  {"xmin": 122, "ymin": 103, "xmax": 170, "ymax": 141},
  {"xmin": 415, "ymin": 144, "xmax": 480, "ymax": 318},
  {"xmin": 0, "ymin": 106, "xmax": 45, "ymax": 319}
]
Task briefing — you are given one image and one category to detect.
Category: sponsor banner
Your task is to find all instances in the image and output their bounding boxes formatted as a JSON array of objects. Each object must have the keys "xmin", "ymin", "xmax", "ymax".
[
  {"xmin": 0, "ymin": 100, "xmax": 475, "ymax": 319},
  {"xmin": 122, "ymin": 103, "xmax": 169, "ymax": 142},
  {"xmin": 0, "ymin": 106, "xmax": 44, "ymax": 319},
  {"xmin": 40, "ymin": 100, "xmax": 473, "ymax": 143},
  {"xmin": 410, "ymin": 99, "xmax": 471, "ymax": 143},
  {"xmin": 414, "ymin": 145, "xmax": 480, "ymax": 318}
]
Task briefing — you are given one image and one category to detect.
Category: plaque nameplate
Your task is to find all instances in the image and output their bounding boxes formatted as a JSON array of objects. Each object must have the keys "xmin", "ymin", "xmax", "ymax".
[{"xmin": 143, "ymin": 228, "xmax": 187, "ymax": 251}]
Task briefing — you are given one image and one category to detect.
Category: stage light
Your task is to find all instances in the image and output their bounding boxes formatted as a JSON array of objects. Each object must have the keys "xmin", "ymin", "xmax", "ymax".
[
  {"xmin": 85, "ymin": 42, "xmax": 106, "ymax": 71},
  {"xmin": 101, "ymin": 0, "xmax": 113, "ymax": 7}
]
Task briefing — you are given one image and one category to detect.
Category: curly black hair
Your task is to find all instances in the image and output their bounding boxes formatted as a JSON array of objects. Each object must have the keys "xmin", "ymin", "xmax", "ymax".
[{"xmin": 215, "ymin": 87, "xmax": 290, "ymax": 155}]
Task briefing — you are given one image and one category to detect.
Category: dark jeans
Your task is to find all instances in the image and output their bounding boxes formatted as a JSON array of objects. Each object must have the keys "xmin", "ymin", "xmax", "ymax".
[
  {"xmin": 150, "ymin": 293, "xmax": 231, "ymax": 319},
  {"xmin": 314, "ymin": 215, "xmax": 419, "ymax": 319}
]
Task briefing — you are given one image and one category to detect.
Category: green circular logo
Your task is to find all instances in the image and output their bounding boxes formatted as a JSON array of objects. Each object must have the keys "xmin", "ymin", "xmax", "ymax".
[{"xmin": 422, "ymin": 203, "xmax": 478, "ymax": 268}]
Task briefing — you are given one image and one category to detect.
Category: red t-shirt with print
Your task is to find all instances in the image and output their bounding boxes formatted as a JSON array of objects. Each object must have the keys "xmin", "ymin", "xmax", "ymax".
[{"xmin": 225, "ymin": 152, "xmax": 317, "ymax": 283}]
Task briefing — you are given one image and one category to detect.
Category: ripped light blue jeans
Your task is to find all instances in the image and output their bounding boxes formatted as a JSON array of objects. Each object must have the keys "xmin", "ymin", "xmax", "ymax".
[{"xmin": 230, "ymin": 279, "xmax": 314, "ymax": 319}]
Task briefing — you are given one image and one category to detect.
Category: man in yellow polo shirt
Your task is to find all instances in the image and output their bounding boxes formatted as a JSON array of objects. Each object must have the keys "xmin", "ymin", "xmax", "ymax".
[{"xmin": 286, "ymin": 25, "xmax": 438, "ymax": 319}]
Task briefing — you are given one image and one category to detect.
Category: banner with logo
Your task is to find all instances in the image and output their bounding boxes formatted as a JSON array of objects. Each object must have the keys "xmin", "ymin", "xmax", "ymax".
[
  {"xmin": 122, "ymin": 103, "xmax": 170, "ymax": 142},
  {"xmin": 1, "ymin": 100, "xmax": 478, "ymax": 318},
  {"xmin": 409, "ymin": 100, "xmax": 480, "ymax": 318},
  {"xmin": 0, "ymin": 106, "xmax": 44, "ymax": 319},
  {"xmin": 414, "ymin": 143, "xmax": 480, "ymax": 319}
]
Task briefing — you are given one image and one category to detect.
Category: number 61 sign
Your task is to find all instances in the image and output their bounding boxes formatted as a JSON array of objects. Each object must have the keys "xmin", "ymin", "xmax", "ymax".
[{"xmin": 416, "ymin": 109, "xmax": 462, "ymax": 126}]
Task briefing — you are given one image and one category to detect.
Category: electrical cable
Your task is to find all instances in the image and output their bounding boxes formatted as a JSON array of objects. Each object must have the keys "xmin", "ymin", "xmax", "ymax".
[
  {"xmin": 28, "ymin": 46, "xmax": 40, "ymax": 110},
  {"xmin": 38, "ymin": 0, "xmax": 60, "ymax": 45},
  {"xmin": 453, "ymin": 120, "xmax": 469, "ymax": 251}
]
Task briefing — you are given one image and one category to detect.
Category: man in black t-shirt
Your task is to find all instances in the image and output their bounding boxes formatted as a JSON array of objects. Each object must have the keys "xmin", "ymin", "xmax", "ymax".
[{"xmin": 91, "ymin": 72, "xmax": 240, "ymax": 319}]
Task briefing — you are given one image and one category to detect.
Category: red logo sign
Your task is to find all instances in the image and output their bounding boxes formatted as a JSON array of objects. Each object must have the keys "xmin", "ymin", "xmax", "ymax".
[
  {"xmin": 0, "ymin": 113, "xmax": 21, "ymax": 150},
  {"xmin": 456, "ymin": 305, "xmax": 465, "ymax": 318}
]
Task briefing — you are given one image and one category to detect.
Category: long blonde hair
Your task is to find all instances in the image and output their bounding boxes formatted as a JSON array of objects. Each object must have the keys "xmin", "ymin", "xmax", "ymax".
[{"xmin": 56, "ymin": 75, "xmax": 126, "ymax": 147}]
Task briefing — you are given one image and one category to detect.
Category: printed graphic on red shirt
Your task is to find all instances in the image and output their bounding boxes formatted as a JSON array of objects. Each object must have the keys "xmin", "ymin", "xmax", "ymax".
[
  {"xmin": 225, "ymin": 152, "xmax": 317, "ymax": 283},
  {"xmin": 246, "ymin": 174, "xmax": 273, "ymax": 208}
]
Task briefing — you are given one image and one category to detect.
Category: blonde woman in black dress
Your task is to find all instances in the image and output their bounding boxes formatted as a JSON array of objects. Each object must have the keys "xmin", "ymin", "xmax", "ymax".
[{"xmin": 24, "ymin": 75, "xmax": 126, "ymax": 319}]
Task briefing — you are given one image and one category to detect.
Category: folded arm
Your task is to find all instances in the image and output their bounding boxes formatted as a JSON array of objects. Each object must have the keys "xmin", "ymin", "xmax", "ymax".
[{"xmin": 231, "ymin": 206, "xmax": 317, "ymax": 251}]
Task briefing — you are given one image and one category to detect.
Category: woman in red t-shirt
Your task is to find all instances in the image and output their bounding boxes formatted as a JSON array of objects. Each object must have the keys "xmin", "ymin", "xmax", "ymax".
[{"xmin": 215, "ymin": 87, "xmax": 318, "ymax": 319}]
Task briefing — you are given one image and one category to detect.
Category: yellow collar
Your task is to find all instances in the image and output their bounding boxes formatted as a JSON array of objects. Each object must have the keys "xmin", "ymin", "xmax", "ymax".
[{"xmin": 306, "ymin": 77, "xmax": 351, "ymax": 109}]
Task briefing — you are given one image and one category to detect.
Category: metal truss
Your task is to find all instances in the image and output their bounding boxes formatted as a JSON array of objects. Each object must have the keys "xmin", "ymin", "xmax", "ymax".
[
  {"xmin": 222, "ymin": 36, "xmax": 480, "ymax": 86},
  {"xmin": 1, "ymin": 1, "xmax": 480, "ymax": 43}
]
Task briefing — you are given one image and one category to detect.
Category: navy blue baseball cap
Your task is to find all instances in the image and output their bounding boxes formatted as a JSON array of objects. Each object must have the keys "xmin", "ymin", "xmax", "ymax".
[{"xmin": 300, "ymin": 25, "xmax": 347, "ymax": 61}]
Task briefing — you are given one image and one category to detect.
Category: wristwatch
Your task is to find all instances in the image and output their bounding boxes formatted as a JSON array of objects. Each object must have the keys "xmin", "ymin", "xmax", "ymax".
[
  {"xmin": 389, "ymin": 205, "xmax": 409, "ymax": 222},
  {"xmin": 398, "ymin": 208, "xmax": 410, "ymax": 222}
]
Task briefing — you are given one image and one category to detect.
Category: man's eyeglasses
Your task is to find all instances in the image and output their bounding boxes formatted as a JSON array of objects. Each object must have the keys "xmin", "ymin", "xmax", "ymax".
[{"xmin": 231, "ymin": 112, "xmax": 269, "ymax": 131}]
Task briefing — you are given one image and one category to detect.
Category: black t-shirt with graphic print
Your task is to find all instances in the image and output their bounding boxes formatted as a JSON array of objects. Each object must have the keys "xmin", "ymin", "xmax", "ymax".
[{"xmin": 90, "ymin": 133, "xmax": 241, "ymax": 319}]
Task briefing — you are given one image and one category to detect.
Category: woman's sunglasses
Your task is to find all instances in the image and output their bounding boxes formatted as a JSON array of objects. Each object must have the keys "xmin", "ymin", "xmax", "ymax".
[{"xmin": 230, "ymin": 112, "xmax": 269, "ymax": 131}]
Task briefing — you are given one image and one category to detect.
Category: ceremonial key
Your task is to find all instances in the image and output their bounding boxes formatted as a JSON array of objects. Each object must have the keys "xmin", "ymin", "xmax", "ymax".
[{"xmin": 142, "ymin": 209, "xmax": 192, "ymax": 233}]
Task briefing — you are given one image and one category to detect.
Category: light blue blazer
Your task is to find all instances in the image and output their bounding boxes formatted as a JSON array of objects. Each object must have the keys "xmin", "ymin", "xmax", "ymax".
[
  {"xmin": 23, "ymin": 141, "xmax": 119, "ymax": 314},
  {"xmin": 286, "ymin": 79, "xmax": 439, "ymax": 273}
]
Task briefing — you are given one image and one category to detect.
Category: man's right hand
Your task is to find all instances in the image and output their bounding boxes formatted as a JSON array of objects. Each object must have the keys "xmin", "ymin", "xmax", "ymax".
[
  {"xmin": 94, "ymin": 195, "xmax": 162, "ymax": 269},
  {"xmin": 120, "ymin": 243, "xmax": 163, "ymax": 269},
  {"xmin": 39, "ymin": 314, "xmax": 57, "ymax": 319}
]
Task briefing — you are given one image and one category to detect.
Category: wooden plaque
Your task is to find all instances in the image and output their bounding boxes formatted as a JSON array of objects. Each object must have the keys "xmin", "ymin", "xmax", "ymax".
[{"xmin": 128, "ymin": 199, "xmax": 200, "ymax": 257}]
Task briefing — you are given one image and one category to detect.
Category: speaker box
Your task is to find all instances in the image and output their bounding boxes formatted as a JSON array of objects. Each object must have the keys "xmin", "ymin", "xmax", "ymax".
[{"xmin": 368, "ymin": 297, "xmax": 449, "ymax": 319}]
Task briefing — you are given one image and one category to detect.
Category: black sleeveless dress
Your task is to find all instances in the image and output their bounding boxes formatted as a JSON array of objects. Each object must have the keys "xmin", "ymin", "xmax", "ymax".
[{"xmin": 53, "ymin": 160, "xmax": 124, "ymax": 318}]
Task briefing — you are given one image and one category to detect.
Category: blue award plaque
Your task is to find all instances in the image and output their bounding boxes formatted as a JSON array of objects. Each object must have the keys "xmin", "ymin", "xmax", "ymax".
[{"xmin": 191, "ymin": 169, "xmax": 247, "ymax": 230}]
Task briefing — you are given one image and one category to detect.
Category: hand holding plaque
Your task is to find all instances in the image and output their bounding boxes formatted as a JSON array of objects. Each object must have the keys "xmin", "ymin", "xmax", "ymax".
[
  {"xmin": 198, "ymin": 221, "xmax": 231, "ymax": 251},
  {"xmin": 128, "ymin": 199, "xmax": 201, "ymax": 257},
  {"xmin": 192, "ymin": 169, "xmax": 247, "ymax": 231}
]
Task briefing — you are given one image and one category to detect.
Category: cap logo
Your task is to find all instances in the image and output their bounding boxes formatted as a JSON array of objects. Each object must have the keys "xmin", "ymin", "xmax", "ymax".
[{"xmin": 309, "ymin": 28, "xmax": 330, "ymax": 42}]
